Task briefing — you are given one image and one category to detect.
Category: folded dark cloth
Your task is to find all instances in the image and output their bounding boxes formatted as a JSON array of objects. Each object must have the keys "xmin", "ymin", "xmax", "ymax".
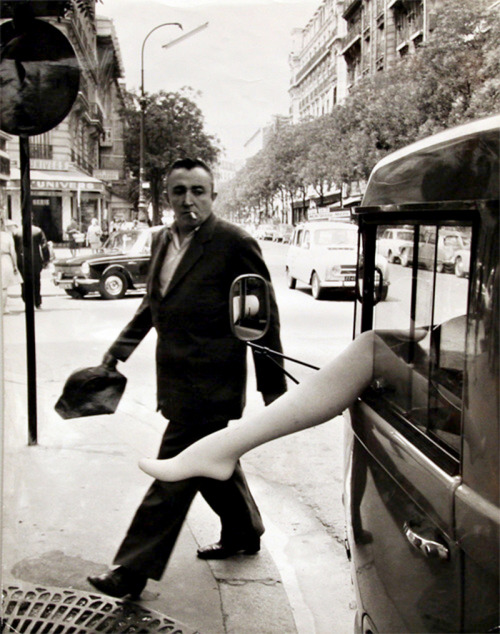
[{"xmin": 55, "ymin": 364, "xmax": 127, "ymax": 419}]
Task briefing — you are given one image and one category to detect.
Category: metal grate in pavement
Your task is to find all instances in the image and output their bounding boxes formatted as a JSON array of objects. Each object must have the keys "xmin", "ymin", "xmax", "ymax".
[{"xmin": 1, "ymin": 583, "xmax": 198, "ymax": 633}]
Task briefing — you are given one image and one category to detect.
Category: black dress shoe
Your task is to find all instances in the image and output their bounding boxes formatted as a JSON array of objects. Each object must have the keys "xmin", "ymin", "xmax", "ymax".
[
  {"xmin": 87, "ymin": 566, "xmax": 147, "ymax": 599},
  {"xmin": 197, "ymin": 538, "xmax": 260, "ymax": 560}
]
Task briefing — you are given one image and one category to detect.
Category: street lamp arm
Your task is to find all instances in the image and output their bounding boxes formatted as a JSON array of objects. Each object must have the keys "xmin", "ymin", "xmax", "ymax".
[
  {"xmin": 161, "ymin": 21, "xmax": 209, "ymax": 51},
  {"xmin": 140, "ymin": 22, "xmax": 183, "ymax": 94},
  {"xmin": 138, "ymin": 21, "xmax": 182, "ymax": 219}
]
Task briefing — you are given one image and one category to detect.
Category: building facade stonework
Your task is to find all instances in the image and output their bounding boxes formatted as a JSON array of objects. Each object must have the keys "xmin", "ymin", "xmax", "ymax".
[{"xmin": 290, "ymin": 0, "xmax": 435, "ymax": 124}]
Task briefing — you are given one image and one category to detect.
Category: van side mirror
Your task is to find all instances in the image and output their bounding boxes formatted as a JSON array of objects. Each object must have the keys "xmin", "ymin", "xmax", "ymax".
[
  {"xmin": 356, "ymin": 264, "xmax": 385, "ymax": 305},
  {"xmin": 229, "ymin": 274, "xmax": 271, "ymax": 341}
]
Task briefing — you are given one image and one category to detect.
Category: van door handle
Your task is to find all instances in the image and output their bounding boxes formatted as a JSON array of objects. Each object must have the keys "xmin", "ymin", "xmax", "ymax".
[{"xmin": 403, "ymin": 522, "xmax": 449, "ymax": 560}]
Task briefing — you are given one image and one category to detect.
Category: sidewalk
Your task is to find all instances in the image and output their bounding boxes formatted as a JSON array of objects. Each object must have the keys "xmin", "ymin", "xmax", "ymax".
[{"xmin": 1, "ymin": 290, "xmax": 297, "ymax": 633}]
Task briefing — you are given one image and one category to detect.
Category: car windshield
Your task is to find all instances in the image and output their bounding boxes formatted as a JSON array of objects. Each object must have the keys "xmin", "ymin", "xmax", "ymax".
[
  {"xmin": 443, "ymin": 235, "xmax": 463, "ymax": 248},
  {"xmin": 397, "ymin": 231, "xmax": 414, "ymax": 241},
  {"xmin": 103, "ymin": 230, "xmax": 142, "ymax": 254},
  {"xmin": 314, "ymin": 227, "xmax": 357, "ymax": 246}
]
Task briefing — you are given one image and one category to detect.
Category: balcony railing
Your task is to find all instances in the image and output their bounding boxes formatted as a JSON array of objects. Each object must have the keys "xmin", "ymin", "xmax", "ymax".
[
  {"xmin": 30, "ymin": 144, "xmax": 53, "ymax": 160},
  {"xmin": 295, "ymin": 46, "xmax": 329, "ymax": 84},
  {"xmin": 341, "ymin": 16, "xmax": 362, "ymax": 54},
  {"xmin": 90, "ymin": 103, "xmax": 104, "ymax": 129},
  {"xmin": 395, "ymin": 4, "xmax": 424, "ymax": 47},
  {"xmin": 71, "ymin": 149, "xmax": 93, "ymax": 175}
]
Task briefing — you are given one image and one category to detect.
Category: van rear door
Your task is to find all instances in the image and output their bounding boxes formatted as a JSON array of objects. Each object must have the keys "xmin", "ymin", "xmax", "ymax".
[{"xmin": 347, "ymin": 220, "xmax": 474, "ymax": 633}]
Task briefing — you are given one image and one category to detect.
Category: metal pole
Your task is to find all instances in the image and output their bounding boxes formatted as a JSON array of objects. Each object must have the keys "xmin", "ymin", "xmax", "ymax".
[
  {"xmin": 138, "ymin": 22, "xmax": 182, "ymax": 218},
  {"xmin": 20, "ymin": 135, "xmax": 38, "ymax": 445}
]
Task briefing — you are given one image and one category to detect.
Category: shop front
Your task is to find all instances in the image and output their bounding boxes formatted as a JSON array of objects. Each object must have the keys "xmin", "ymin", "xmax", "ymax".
[{"xmin": 7, "ymin": 167, "xmax": 106, "ymax": 243}]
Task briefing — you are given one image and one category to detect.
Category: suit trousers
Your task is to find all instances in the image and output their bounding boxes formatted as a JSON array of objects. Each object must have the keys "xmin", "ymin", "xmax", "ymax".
[
  {"xmin": 113, "ymin": 416, "xmax": 264, "ymax": 580},
  {"xmin": 21, "ymin": 273, "xmax": 42, "ymax": 307}
]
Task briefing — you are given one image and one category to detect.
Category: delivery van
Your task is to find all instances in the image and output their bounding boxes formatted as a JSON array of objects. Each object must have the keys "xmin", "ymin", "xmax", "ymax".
[{"xmin": 345, "ymin": 115, "xmax": 499, "ymax": 634}]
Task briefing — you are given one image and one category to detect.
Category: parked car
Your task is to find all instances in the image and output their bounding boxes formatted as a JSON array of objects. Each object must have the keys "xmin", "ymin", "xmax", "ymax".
[
  {"xmin": 274, "ymin": 224, "xmax": 294, "ymax": 243},
  {"xmin": 399, "ymin": 229, "xmax": 471, "ymax": 272},
  {"xmin": 286, "ymin": 220, "xmax": 389, "ymax": 300},
  {"xmin": 453, "ymin": 247, "xmax": 470, "ymax": 277},
  {"xmin": 255, "ymin": 223, "xmax": 278, "ymax": 240},
  {"xmin": 346, "ymin": 115, "xmax": 499, "ymax": 634},
  {"xmin": 53, "ymin": 227, "xmax": 161, "ymax": 299},
  {"xmin": 377, "ymin": 226, "xmax": 414, "ymax": 263}
]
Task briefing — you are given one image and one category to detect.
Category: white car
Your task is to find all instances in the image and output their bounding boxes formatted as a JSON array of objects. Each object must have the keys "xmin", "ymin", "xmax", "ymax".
[
  {"xmin": 255, "ymin": 223, "xmax": 277, "ymax": 240},
  {"xmin": 377, "ymin": 226, "xmax": 414, "ymax": 263},
  {"xmin": 286, "ymin": 221, "xmax": 390, "ymax": 300}
]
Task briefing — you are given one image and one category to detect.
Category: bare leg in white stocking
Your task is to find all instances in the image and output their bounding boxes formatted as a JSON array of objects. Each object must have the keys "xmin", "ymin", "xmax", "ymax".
[{"xmin": 138, "ymin": 331, "xmax": 380, "ymax": 482}]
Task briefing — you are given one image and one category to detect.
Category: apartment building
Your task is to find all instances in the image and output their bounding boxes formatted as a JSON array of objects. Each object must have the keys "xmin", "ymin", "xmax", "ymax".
[
  {"xmin": 213, "ymin": 160, "xmax": 238, "ymax": 189},
  {"xmin": 341, "ymin": 0, "xmax": 435, "ymax": 89},
  {"xmin": 0, "ymin": 132, "xmax": 10, "ymax": 215},
  {"xmin": 290, "ymin": 0, "xmax": 435, "ymax": 122},
  {"xmin": 243, "ymin": 114, "xmax": 292, "ymax": 159},
  {"xmin": 4, "ymin": 3, "xmax": 130, "ymax": 242},
  {"xmin": 289, "ymin": 0, "xmax": 347, "ymax": 123}
]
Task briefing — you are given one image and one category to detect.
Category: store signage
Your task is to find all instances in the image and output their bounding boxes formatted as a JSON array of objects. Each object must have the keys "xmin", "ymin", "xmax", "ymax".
[
  {"xmin": 31, "ymin": 160, "xmax": 69, "ymax": 171},
  {"xmin": 329, "ymin": 209, "xmax": 351, "ymax": 220},
  {"xmin": 93, "ymin": 169, "xmax": 119, "ymax": 181},
  {"xmin": 31, "ymin": 179, "xmax": 102, "ymax": 191}
]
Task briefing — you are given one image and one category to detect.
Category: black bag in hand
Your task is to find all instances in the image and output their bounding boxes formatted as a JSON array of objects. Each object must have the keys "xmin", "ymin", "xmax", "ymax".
[{"xmin": 55, "ymin": 364, "xmax": 127, "ymax": 419}]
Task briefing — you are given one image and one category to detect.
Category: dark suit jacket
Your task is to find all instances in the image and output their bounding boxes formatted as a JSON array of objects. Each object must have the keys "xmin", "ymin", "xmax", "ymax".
[
  {"xmin": 108, "ymin": 214, "xmax": 287, "ymax": 422},
  {"xmin": 13, "ymin": 225, "xmax": 49, "ymax": 276}
]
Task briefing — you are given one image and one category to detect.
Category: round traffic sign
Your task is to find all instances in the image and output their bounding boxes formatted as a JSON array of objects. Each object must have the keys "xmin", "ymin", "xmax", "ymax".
[{"xmin": 0, "ymin": 18, "xmax": 80, "ymax": 136}]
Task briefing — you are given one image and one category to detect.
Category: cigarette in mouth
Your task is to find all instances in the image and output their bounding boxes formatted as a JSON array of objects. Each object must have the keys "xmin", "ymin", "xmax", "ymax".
[{"xmin": 189, "ymin": 212, "xmax": 197, "ymax": 220}]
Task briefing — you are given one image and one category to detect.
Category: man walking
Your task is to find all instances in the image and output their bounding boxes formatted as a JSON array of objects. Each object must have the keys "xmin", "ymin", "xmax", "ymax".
[
  {"xmin": 13, "ymin": 220, "xmax": 50, "ymax": 309},
  {"xmin": 88, "ymin": 158, "xmax": 287, "ymax": 598}
]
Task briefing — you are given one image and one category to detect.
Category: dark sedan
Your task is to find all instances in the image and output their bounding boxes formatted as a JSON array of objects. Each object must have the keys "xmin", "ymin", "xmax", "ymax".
[{"xmin": 53, "ymin": 227, "xmax": 161, "ymax": 299}]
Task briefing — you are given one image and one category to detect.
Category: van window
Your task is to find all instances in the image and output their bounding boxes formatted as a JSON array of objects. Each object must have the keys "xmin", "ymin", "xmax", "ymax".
[
  {"xmin": 314, "ymin": 227, "xmax": 357, "ymax": 247},
  {"xmin": 363, "ymin": 223, "xmax": 472, "ymax": 459},
  {"xmin": 303, "ymin": 230, "xmax": 310, "ymax": 249}
]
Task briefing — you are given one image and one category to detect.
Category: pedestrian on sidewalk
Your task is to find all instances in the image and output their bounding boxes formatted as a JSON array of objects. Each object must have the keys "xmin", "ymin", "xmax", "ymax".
[
  {"xmin": 66, "ymin": 219, "xmax": 81, "ymax": 257},
  {"xmin": 0, "ymin": 216, "xmax": 21, "ymax": 314},
  {"xmin": 86, "ymin": 218, "xmax": 102, "ymax": 253},
  {"xmin": 87, "ymin": 157, "xmax": 287, "ymax": 599},
  {"xmin": 12, "ymin": 219, "xmax": 50, "ymax": 309}
]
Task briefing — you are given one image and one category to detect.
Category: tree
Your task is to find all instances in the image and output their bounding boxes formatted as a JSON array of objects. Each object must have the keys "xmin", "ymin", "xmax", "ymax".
[
  {"xmin": 219, "ymin": 0, "xmax": 499, "ymax": 221},
  {"xmin": 123, "ymin": 87, "xmax": 220, "ymax": 224},
  {"xmin": 409, "ymin": 0, "xmax": 500, "ymax": 133}
]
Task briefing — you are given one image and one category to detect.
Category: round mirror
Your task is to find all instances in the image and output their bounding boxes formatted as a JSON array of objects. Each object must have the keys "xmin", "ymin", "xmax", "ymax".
[
  {"xmin": 229, "ymin": 274, "xmax": 270, "ymax": 341},
  {"xmin": 0, "ymin": 19, "xmax": 80, "ymax": 136}
]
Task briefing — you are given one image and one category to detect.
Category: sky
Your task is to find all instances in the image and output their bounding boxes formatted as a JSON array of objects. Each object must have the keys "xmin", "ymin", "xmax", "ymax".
[{"xmin": 96, "ymin": 0, "xmax": 320, "ymax": 162}]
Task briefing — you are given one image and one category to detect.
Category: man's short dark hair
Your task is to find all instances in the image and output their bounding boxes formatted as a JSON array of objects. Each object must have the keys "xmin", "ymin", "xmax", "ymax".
[{"xmin": 166, "ymin": 158, "xmax": 214, "ymax": 189}]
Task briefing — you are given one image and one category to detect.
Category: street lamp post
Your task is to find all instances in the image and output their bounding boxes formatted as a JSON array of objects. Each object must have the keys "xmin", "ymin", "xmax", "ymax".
[{"xmin": 138, "ymin": 22, "xmax": 182, "ymax": 217}]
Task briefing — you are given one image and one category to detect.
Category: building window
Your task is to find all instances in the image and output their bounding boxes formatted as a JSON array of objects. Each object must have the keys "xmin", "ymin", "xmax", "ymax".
[
  {"xmin": 30, "ymin": 132, "xmax": 53, "ymax": 160},
  {"xmin": 376, "ymin": 15, "xmax": 385, "ymax": 59}
]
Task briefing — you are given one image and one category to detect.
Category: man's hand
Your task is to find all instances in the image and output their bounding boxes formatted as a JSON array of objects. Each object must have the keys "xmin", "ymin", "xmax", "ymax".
[
  {"xmin": 102, "ymin": 352, "xmax": 118, "ymax": 370},
  {"xmin": 262, "ymin": 392, "xmax": 282, "ymax": 406}
]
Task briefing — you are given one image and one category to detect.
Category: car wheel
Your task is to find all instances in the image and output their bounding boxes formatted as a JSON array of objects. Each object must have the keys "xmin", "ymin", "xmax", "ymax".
[
  {"xmin": 400, "ymin": 249, "xmax": 411, "ymax": 267},
  {"xmin": 99, "ymin": 270, "xmax": 128, "ymax": 299},
  {"xmin": 311, "ymin": 272, "xmax": 323, "ymax": 300},
  {"xmin": 379, "ymin": 285, "xmax": 388, "ymax": 301},
  {"xmin": 455, "ymin": 256, "xmax": 465, "ymax": 277},
  {"xmin": 64, "ymin": 288, "xmax": 87, "ymax": 299},
  {"xmin": 286, "ymin": 268, "xmax": 296, "ymax": 289}
]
